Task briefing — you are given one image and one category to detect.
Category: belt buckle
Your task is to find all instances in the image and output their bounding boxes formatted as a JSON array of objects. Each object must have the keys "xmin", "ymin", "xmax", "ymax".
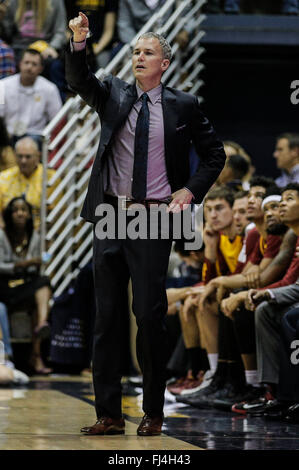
[
  {"xmin": 121, "ymin": 198, "xmax": 128, "ymax": 210},
  {"xmin": 121, "ymin": 198, "xmax": 137, "ymax": 210}
]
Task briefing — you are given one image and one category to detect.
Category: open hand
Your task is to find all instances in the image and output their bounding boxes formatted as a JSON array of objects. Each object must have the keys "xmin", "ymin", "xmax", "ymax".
[{"xmin": 167, "ymin": 188, "xmax": 193, "ymax": 213}]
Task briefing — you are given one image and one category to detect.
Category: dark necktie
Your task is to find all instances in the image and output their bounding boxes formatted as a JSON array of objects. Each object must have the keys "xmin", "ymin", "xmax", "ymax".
[{"xmin": 132, "ymin": 92, "xmax": 149, "ymax": 201}]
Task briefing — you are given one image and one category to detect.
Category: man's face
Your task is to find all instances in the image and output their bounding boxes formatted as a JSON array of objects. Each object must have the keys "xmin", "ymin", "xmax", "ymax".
[
  {"xmin": 132, "ymin": 37, "xmax": 169, "ymax": 84},
  {"xmin": 279, "ymin": 190, "xmax": 299, "ymax": 225},
  {"xmin": 263, "ymin": 201, "xmax": 281, "ymax": 231},
  {"xmin": 204, "ymin": 198, "xmax": 233, "ymax": 232},
  {"xmin": 273, "ymin": 138, "xmax": 298, "ymax": 171},
  {"xmin": 15, "ymin": 141, "xmax": 40, "ymax": 177},
  {"xmin": 247, "ymin": 186, "xmax": 266, "ymax": 221},
  {"xmin": 19, "ymin": 52, "xmax": 43, "ymax": 83},
  {"xmin": 233, "ymin": 196, "xmax": 248, "ymax": 235}
]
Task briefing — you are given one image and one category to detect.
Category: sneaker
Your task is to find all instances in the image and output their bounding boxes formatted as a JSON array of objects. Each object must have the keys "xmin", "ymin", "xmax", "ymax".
[
  {"xmin": 168, "ymin": 377, "xmax": 200, "ymax": 396},
  {"xmin": 212, "ymin": 385, "xmax": 265, "ymax": 411},
  {"xmin": 232, "ymin": 389, "xmax": 274, "ymax": 415},
  {"xmin": 12, "ymin": 369, "xmax": 30, "ymax": 385},
  {"xmin": 176, "ymin": 374, "xmax": 225, "ymax": 406},
  {"xmin": 180, "ymin": 370, "xmax": 214, "ymax": 397},
  {"xmin": 184, "ymin": 381, "xmax": 240, "ymax": 409},
  {"xmin": 167, "ymin": 370, "xmax": 193, "ymax": 395},
  {"xmin": 127, "ymin": 375, "xmax": 143, "ymax": 386},
  {"xmin": 4, "ymin": 360, "xmax": 15, "ymax": 370},
  {"xmin": 171, "ymin": 371, "xmax": 205, "ymax": 396},
  {"xmin": 285, "ymin": 403, "xmax": 299, "ymax": 423},
  {"xmin": 263, "ymin": 399, "xmax": 293, "ymax": 421},
  {"xmin": 166, "ymin": 376, "xmax": 188, "ymax": 394}
]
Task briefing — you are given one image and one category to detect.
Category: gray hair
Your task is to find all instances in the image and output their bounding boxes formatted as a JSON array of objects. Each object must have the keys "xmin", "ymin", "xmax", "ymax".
[
  {"xmin": 15, "ymin": 136, "xmax": 39, "ymax": 153},
  {"xmin": 137, "ymin": 32, "xmax": 172, "ymax": 61}
]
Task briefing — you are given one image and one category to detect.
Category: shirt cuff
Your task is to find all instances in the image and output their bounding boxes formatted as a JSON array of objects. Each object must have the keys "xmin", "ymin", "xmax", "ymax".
[
  {"xmin": 70, "ymin": 38, "xmax": 86, "ymax": 53},
  {"xmin": 267, "ymin": 289, "xmax": 275, "ymax": 300}
]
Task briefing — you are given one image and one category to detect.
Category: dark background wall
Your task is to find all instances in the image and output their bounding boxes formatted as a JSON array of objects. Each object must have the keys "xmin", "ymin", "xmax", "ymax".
[{"xmin": 200, "ymin": 43, "xmax": 299, "ymax": 178}]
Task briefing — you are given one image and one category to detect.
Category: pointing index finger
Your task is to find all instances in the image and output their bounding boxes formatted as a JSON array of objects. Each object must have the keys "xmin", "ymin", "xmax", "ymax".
[{"xmin": 79, "ymin": 11, "xmax": 89, "ymax": 22}]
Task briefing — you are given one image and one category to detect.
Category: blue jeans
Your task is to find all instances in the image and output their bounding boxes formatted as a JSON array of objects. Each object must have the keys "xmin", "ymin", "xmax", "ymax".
[
  {"xmin": 0, "ymin": 302, "xmax": 13, "ymax": 358},
  {"xmin": 282, "ymin": 0, "xmax": 299, "ymax": 13}
]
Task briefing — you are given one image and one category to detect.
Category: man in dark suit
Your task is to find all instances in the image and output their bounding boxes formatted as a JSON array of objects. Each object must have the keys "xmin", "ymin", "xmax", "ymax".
[{"xmin": 66, "ymin": 12, "xmax": 226, "ymax": 436}]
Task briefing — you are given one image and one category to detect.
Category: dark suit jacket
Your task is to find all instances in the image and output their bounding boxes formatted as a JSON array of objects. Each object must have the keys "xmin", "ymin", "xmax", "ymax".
[{"xmin": 65, "ymin": 45, "xmax": 226, "ymax": 223}]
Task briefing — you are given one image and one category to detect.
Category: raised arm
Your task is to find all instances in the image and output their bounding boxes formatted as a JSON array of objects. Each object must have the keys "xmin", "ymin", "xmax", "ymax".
[{"xmin": 65, "ymin": 12, "xmax": 111, "ymax": 113}]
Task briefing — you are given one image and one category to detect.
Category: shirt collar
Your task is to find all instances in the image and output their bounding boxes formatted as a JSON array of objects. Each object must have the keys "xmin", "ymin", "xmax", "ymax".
[
  {"xmin": 18, "ymin": 74, "xmax": 37, "ymax": 93},
  {"xmin": 290, "ymin": 163, "xmax": 299, "ymax": 175},
  {"xmin": 136, "ymin": 83, "xmax": 162, "ymax": 104}
]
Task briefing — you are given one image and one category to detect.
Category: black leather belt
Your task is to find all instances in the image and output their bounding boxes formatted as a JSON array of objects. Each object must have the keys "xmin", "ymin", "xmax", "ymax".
[{"xmin": 104, "ymin": 194, "xmax": 172, "ymax": 209}]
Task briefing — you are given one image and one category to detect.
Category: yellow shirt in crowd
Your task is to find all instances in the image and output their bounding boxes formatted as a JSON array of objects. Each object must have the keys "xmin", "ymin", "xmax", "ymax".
[{"xmin": 0, "ymin": 163, "xmax": 60, "ymax": 229}]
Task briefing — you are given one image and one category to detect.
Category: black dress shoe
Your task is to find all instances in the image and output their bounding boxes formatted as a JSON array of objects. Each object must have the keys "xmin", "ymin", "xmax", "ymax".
[{"xmin": 284, "ymin": 403, "xmax": 299, "ymax": 423}]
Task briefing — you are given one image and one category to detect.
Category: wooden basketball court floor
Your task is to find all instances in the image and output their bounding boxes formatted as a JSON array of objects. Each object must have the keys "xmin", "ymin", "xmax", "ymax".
[{"xmin": 1, "ymin": 374, "xmax": 299, "ymax": 451}]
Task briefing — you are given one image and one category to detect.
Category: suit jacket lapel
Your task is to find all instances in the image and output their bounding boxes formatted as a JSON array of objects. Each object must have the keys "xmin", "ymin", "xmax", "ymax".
[{"xmin": 114, "ymin": 84, "xmax": 137, "ymax": 132}]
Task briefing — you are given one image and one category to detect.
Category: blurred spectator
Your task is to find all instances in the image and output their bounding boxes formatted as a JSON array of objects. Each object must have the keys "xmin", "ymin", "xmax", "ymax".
[
  {"xmin": 2, "ymin": 0, "xmax": 67, "ymax": 99},
  {"xmin": 224, "ymin": 140, "xmax": 255, "ymax": 188},
  {"xmin": 204, "ymin": 0, "xmax": 240, "ymax": 14},
  {"xmin": 217, "ymin": 153, "xmax": 250, "ymax": 192},
  {"xmin": 0, "ymin": 48, "xmax": 62, "ymax": 144},
  {"xmin": 273, "ymin": 133, "xmax": 299, "ymax": 187},
  {"xmin": 0, "ymin": 136, "xmax": 59, "ymax": 230},
  {"xmin": 281, "ymin": 0, "xmax": 299, "ymax": 14},
  {"xmin": 2, "ymin": 0, "xmax": 66, "ymax": 58},
  {"xmin": 117, "ymin": 0, "xmax": 190, "ymax": 49},
  {"xmin": 0, "ymin": 117, "xmax": 16, "ymax": 172},
  {"xmin": 0, "ymin": 0, "xmax": 8, "ymax": 39},
  {"xmin": 0, "ymin": 38, "xmax": 16, "ymax": 78},
  {"xmin": 0, "ymin": 301, "xmax": 13, "ymax": 363},
  {"xmin": 0, "ymin": 0, "xmax": 15, "ymax": 76},
  {"xmin": 204, "ymin": 0, "xmax": 299, "ymax": 15},
  {"xmin": 65, "ymin": 0, "xmax": 118, "ymax": 70},
  {"xmin": 0, "ymin": 196, "xmax": 52, "ymax": 374}
]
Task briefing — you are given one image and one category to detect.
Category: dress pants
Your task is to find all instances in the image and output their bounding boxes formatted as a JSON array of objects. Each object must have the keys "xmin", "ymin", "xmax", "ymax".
[
  {"xmin": 277, "ymin": 307, "xmax": 299, "ymax": 401},
  {"xmin": 92, "ymin": 209, "xmax": 173, "ymax": 419},
  {"xmin": 255, "ymin": 301, "xmax": 290, "ymax": 384}
]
